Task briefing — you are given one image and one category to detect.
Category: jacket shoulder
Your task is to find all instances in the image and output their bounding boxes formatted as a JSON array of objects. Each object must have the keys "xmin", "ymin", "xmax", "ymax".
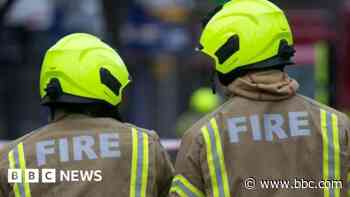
[
  {"xmin": 0, "ymin": 126, "xmax": 44, "ymax": 168},
  {"xmin": 295, "ymin": 94, "xmax": 350, "ymax": 126},
  {"xmin": 0, "ymin": 125, "xmax": 45, "ymax": 152},
  {"xmin": 123, "ymin": 123, "xmax": 160, "ymax": 141},
  {"xmin": 183, "ymin": 98, "xmax": 235, "ymax": 139},
  {"xmin": 95, "ymin": 118, "xmax": 160, "ymax": 141}
]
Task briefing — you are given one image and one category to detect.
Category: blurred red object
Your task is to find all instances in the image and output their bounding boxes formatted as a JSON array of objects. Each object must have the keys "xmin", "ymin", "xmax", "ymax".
[
  {"xmin": 287, "ymin": 10, "xmax": 335, "ymax": 44},
  {"xmin": 337, "ymin": 3, "xmax": 350, "ymax": 110}
]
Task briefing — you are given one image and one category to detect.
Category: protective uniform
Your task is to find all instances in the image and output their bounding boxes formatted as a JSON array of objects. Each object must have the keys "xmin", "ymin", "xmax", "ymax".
[
  {"xmin": 0, "ymin": 115, "xmax": 173, "ymax": 197},
  {"xmin": 0, "ymin": 33, "xmax": 174, "ymax": 197},
  {"xmin": 169, "ymin": 0, "xmax": 350, "ymax": 196},
  {"xmin": 170, "ymin": 70, "xmax": 350, "ymax": 197}
]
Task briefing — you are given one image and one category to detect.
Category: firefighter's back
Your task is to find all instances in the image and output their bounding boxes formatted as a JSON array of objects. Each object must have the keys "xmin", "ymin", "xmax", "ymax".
[
  {"xmin": 0, "ymin": 115, "xmax": 170, "ymax": 197},
  {"xmin": 0, "ymin": 33, "xmax": 174, "ymax": 197},
  {"xmin": 169, "ymin": 0, "xmax": 350, "ymax": 196},
  {"xmin": 203, "ymin": 94, "xmax": 350, "ymax": 197}
]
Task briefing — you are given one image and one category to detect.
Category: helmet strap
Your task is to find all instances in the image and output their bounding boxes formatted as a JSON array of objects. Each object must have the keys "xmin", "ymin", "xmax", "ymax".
[
  {"xmin": 49, "ymin": 106, "xmax": 55, "ymax": 122},
  {"xmin": 45, "ymin": 78, "xmax": 63, "ymax": 102}
]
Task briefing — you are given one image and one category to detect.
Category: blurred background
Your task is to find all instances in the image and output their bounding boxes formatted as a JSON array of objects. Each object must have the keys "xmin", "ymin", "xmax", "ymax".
[{"xmin": 0, "ymin": 0, "xmax": 349, "ymax": 146}]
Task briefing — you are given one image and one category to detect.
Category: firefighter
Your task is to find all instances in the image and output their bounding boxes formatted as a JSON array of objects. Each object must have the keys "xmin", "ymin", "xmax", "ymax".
[
  {"xmin": 169, "ymin": 0, "xmax": 350, "ymax": 197},
  {"xmin": 0, "ymin": 33, "xmax": 174, "ymax": 197},
  {"xmin": 176, "ymin": 87, "xmax": 221, "ymax": 137}
]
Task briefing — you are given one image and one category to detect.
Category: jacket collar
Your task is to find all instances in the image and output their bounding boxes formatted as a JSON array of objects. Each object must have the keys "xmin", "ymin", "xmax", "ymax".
[
  {"xmin": 225, "ymin": 70, "xmax": 299, "ymax": 101},
  {"xmin": 50, "ymin": 111, "xmax": 92, "ymax": 123}
]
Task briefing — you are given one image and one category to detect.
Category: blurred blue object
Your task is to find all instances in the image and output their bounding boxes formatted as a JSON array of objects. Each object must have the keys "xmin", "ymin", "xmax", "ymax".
[{"xmin": 120, "ymin": 4, "xmax": 190, "ymax": 55}]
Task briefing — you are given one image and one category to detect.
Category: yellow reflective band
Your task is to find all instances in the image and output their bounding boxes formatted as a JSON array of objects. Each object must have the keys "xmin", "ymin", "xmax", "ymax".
[
  {"xmin": 202, "ymin": 126, "xmax": 219, "ymax": 196},
  {"xmin": 170, "ymin": 186, "xmax": 188, "ymax": 197},
  {"xmin": 170, "ymin": 175, "xmax": 205, "ymax": 197},
  {"xmin": 331, "ymin": 114, "xmax": 340, "ymax": 197},
  {"xmin": 321, "ymin": 109, "xmax": 329, "ymax": 197},
  {"xmin": 130, "ymin": 128, "xmax": 138, "ymax": 197},
  {"xmin": 17, "ymin": 143, "xmax": 31, "ymax": 197},
  {"xmin": 321, "ymin": 109, "xmax": 341, "ymax": 197},
  {"xmin": 321, "ymin": 110, "xmax": 329, "ymax": 196},
  {"xmin": 210, "ymin": 119, "xmax": 230, "ymax": 197},
  {"xmin": 141, "ymin": 132, "xmax": 149, "ymax": 197},
  {"xmin": 347, "ymin": 173, "xmax": 350, "ymax": 197},
  {"xmin": 130, "ymin": 128, "xmax": 149, "ymax": 197},
  {"xmin": 202, "ymin": 118, "xmax": 230, "ymax": 197},
  {"xmin": 8, "ymin": 150, "xmax": 20, "ymax": 197}
]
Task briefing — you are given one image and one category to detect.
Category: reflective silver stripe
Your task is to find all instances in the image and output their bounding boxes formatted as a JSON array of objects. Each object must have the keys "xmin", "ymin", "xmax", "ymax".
[
  {"xmin": 13, "ymin": 147, "xmax": 25, "ymax": 197},
  {"xmin": 322, "ymin": 109, "xmax": 341, "ymax": 197},
  {"xmin": 326, "ymin": 112, "xmax": 335, "ymax": 197},
  {"xmin": 130, "ymin": 128, "xmax": 149, "ymax": 197},
  {"xmin": 136, "ymin": 129, "xmax": 143, "ymax": 197},
  {"xmin": 172, "ymin": 180, "xmax": 197, "ymax": 197},
  {"xmin": 207, "ymin": 122, "xmax": 225, "ymax": 197}
]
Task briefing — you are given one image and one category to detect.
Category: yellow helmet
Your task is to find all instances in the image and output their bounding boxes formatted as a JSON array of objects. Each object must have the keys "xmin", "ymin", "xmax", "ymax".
[
  {"xmin": 40, "ymin": 33, "xmax": 131, "ymax": 106},
  {"xmin": 199, "ymin": 0, "xmax": 295, "ymax": 83}
]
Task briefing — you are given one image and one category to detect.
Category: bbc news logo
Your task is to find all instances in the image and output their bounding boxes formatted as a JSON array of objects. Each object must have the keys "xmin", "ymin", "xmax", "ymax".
[{"xmin": 8, "ymin": 169, "xmax": 102, "ymax": 183}]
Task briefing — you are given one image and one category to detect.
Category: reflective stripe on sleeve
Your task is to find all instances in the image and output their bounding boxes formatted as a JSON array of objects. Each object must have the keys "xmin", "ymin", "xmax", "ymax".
[
  {"xmin": 202, "ymin": 118, "xmax": 230, "ymax": 197},
  {"xmin": 8, "ymin": 150, "xmax": 21, "ymax": 197},
  {"xmin": 169, "ymin": 175, "xmax": 205, "ymax": 197},
  {"xmin": 17, "ymin": 143, "xmax": 31, "ymax": 197},
  {"xmin": 130, "ymin": 128, "xmax": 149, "ymax": 197},
  {"xmin": 321, "ymin": 109, "xmax": 341, "ymax": 197},
  {"xmin": 347, "ymin": 173, "xmax": 350, "ymax": 197},
  {"xmin": 8, "ymin": 143, "xmax": 31, "ymax": 197}
]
